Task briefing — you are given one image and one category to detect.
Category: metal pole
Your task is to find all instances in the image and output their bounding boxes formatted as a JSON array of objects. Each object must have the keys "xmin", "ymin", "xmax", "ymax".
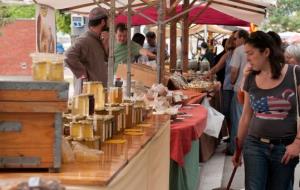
[
  {"xmin": 126, "ymin": 0, "xmax": 132, "ymax": 97},
  {"xmin": 107, "ymin": 0, "xmax": 115, "ymax": 87}
]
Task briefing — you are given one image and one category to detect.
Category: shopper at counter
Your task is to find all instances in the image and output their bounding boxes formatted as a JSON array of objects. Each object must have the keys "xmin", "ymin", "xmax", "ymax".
[
  {"xmin": 144, "ymin": 31, "xmax": 169, "ymax": 61},
  {"xmin": 65, "ymin": 6, "xmax": 109, "ymax": 94},
  {"xmin": 114, "ymin": 23, "xmax": 155, "ymax": 72}
]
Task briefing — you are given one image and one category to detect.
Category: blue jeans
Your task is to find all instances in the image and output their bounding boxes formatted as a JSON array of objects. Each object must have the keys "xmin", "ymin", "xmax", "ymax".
[
  {"xmin": 222, "ymin": 89, "xmax": 233, "ymax": 121},
  {"xmin": 228, "ymin": 92, "xmax": 243, "ymax": 154},
  {"xmin": 243, "ymin": 135, "xmax": 299, "ymax": 190}
]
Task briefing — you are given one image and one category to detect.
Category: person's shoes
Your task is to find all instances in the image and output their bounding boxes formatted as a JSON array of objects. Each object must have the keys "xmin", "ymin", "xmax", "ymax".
[{"xmin": 222, "ymin": 136, "xmax": 230, "ymax": 143}]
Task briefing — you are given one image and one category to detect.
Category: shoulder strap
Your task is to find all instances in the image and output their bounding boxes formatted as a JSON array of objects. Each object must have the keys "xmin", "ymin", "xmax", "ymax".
[{"xmin": 293, "ymin": 65, "xmax": 299, "ymax": 129}]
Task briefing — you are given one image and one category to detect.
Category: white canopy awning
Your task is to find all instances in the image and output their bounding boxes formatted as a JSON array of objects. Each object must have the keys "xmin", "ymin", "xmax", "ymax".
[
  {"xmin": 34, "ymin": 0, "xmax": 276, "ymax": 25},
  {"xmin": 150, "ymin": 24, "xmax": 232, "ymax": 38},
  {"xmin": 210, "ymin": 0, "xmax": 276, "ymax": 25}
]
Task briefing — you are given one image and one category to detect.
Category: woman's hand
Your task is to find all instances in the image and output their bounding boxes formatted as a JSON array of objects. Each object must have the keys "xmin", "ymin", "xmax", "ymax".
[
  {"xmin": 281, "ymin": 140, "xmax": 300, "ymax": 165},
  {"xmin": 243, "ymin": 63, "xmax": 252, "ymax": 77},
  {"xmin": 232, "ymin": 151, "xmax": 243, "ymax": 167}
]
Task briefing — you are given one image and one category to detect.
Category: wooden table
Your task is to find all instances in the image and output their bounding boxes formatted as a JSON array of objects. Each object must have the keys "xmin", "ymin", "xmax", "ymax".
[{"xmin": 0, "ymin": 115, "xmax": 170, "ymax": 190}]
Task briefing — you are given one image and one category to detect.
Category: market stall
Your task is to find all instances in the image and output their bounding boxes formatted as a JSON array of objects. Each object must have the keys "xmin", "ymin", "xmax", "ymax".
[{"xmin": 0, "ymin": 1, "xmax": 276, "ymax": 190}]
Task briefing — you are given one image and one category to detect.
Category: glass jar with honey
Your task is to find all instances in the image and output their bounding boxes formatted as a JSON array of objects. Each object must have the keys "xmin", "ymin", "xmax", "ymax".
[
  {"xmin": 47, "ymin": 61, "xmax": 64, "ymax": 81},
  {"xmin": 72, "ymin": 94, "xmax": 90, "ymax": 116},
  {"xmin": 80, "ymin": 120, "xmax": 94, "ymax": 139},
  {"xmin": 70, "ymin": 121, "xmax": 82, "ymax": 139},
  {"xmin": 83, "ymin": 81, "xmax": 105, "ymax": 110},
  {"xmin": 108, "ymin": 87, "xmax": 123, "ymax": 104}
]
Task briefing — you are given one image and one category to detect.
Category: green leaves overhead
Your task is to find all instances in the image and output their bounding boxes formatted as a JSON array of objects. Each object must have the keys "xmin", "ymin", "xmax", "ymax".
[{"xmin": 261, "ymin": 0, "xmax": 300, "ymax": 32}]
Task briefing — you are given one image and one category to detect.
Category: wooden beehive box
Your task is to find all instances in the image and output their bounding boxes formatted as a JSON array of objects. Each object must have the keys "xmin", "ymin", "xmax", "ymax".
[{"xmin": 0, "ymin": 80, "xmax": 69, "ymax": 171}]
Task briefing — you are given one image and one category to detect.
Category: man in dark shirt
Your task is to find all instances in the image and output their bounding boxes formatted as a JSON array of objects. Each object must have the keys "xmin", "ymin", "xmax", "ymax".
[{"xmin": 65, "ymin": 6, "xmax": 109, "ymax": 94}]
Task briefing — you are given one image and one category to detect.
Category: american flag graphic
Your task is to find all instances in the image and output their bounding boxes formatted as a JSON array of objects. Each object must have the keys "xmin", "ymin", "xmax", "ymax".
[{"xmin": 250, "ymin": 89, "xmax": 294, "ymax": 120}]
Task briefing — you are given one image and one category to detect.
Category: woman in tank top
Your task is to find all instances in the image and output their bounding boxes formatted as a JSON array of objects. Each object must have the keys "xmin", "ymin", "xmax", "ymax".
[{"xmin": 232, "ymin": 31, "xmax": 300, "ymax": 190}]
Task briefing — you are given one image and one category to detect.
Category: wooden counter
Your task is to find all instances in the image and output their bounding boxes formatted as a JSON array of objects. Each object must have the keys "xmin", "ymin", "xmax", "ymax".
[{"xmin": 0, "ymin": 115, "xmax": 170, "ymax": 189}]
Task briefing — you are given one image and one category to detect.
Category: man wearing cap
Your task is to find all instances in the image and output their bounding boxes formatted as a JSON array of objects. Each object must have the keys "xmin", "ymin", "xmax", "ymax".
[{"xmin": 65, "ymin": 6, "xmax": 109, "ymax": 94}]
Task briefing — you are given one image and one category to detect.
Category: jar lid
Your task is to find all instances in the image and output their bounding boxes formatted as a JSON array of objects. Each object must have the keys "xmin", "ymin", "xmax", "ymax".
[{"xmin": 83, "ymin": 81, "xmax": 103, "ymax": 85}]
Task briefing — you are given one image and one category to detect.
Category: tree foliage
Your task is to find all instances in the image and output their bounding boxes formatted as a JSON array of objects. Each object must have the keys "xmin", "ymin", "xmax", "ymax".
[
  {"xmin": 56, "ymin": 12, "xmax": 71, "ymax": 34},
  {"xmin": 261, "ymin": 0, "xmax": 300, "ymax": 32},
  {"xmin": 0, "ymin": 4, "xmax": 12, "ymax": 35},
  {"xmin": 7, "ymin": 4, "xmax": 35, "ymax": 18}
]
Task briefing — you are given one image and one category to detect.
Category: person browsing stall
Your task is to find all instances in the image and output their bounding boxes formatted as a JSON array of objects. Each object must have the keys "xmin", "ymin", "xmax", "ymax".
[
  {"xmin": 114, "ymin": 23, "xmax": 155, "ymax": 72},
  {"xmin": 233, "ymin": 31, "xmax": 300, "ymax": 190},
  {"xmin": 65, "ymin": 6, "xmax": 109, "ymax": 94},
  {"xmin": 144, "ymin": 31, "xmax": 169, "ymax": 61}
]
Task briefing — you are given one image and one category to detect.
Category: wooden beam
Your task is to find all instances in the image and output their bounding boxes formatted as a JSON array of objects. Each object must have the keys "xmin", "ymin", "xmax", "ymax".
[
  {"xmin": 188, "ymin": 0, "xmax": 198, "ymax": 9},
  {"xmin": 182, "ymin": 0, "xmax": 189, "ymax": 72},
  {"xmin": 169, "ymin": 0, "xmax": 177, "ymax": 73},
  {"xmin": 156, "ymin": 0, "xmax": 166, "ymax": 83},
  {"xmin": 167, "ymin": 0, "xmax": 182, "ymax": 15},
  {"xmin": 211, "ymin": 0, "xmax": 265, "ymax": 15}
]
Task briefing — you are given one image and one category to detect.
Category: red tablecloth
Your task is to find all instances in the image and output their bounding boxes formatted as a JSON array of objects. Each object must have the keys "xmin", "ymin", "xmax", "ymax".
[
  {"xmin": 170, "ymin": 105, "xmax": 208, "ymax": 166},
  {"xmin": 174, "ymin": 89, "xmax": 206, "ymax": 105}
]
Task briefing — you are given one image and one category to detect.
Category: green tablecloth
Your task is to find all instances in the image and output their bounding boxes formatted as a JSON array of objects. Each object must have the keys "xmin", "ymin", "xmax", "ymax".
[{"xmin": 170, "ymin": 140, "xmax": 200, "ymax": 190}]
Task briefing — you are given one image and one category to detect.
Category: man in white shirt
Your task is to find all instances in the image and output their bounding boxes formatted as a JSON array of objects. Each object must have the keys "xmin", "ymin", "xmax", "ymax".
[{"xmin": 228, "ymin": 29, "xmax": 249, "ymax": 155}]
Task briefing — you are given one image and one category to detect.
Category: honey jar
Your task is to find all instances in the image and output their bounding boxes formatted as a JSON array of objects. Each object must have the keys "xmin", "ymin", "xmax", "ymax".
[
  {"xmin": 108, "ymin": 87, "xmax": 123, "ymax": 104},
  {"xmin": 134, "ymin": 106, "xmax": 144, "ymax": 125},
  {"xmin": 32, "ymin": 61, "xmax": 48, "ymax": 81},
  {"xmin": 70, "ymin": 121, "xmax": 83, "ymax": 139},
  {"xmin": 81, "ymin": 120, "xmax": 94, "ymax": 139},
  {"xmin": 122, "ymin": 103, "xmax": 134, "ymax": 128},
  {"xmin": 89, "ymin": 115, "xmax": 114, "ymax": 142},
  {"xmin": 106, "ymin": 107, "xmax": 125, "ymax": 133},
  {"xmin": 72, "ymin": 94, "xmax": 90, "ymax": 116},
  {"xmin": 47, "ymin": 61, "xmax": 64, "ymax": 81},
  {"xmin": 83, "ymin": 81, "xmax": 105, "ymax": 110}
]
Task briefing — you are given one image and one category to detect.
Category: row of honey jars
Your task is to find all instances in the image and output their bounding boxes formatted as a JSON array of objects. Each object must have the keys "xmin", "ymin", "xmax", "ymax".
[{"xmin": 31, "ymin": 52, "xmax": 64, "ymax": 81}]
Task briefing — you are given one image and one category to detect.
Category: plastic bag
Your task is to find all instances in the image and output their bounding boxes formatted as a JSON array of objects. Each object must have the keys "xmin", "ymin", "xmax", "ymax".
[
  {"xmin": 61, "ymin": 136, "xmax": 75, "ymax": 163},
  {"xmin": 201, "ymin": 97, "xmax": 225, "ymax": 138},
  {"xmin": 72, "ymin": 141, "xmax": 103, "ymax": 162}
]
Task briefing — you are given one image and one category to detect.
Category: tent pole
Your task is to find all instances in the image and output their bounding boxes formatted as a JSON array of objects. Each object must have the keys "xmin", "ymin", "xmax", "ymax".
[
  {"xmin": 156, "ymin": 0, "xmax": 166, "ymax": 83},
  {"xmin": 169, "ymin": 0, "xmax": 177, "ymax": 73},
  {"xmin": 108, "ymin": 0, "xmax": 115, "ymax": 87},
  {"xmin": 182, "ymin": 0, "xmax": 189, "ymax": 72},
  {"xmin": 126, "ymin": 0, "xmax": 132, "ymax": 97}
]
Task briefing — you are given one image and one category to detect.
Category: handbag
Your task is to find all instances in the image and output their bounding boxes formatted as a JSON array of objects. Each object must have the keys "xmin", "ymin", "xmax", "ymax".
[{"xmin": 293, "ymin": 65, "xmax": 300, "ymax": 130}]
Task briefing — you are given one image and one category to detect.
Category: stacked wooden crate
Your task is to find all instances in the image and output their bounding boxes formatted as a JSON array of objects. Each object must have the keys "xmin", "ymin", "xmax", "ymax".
[{"xmin": 0, "ymin": 80, "xmax": 69, "ymax": 171}]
